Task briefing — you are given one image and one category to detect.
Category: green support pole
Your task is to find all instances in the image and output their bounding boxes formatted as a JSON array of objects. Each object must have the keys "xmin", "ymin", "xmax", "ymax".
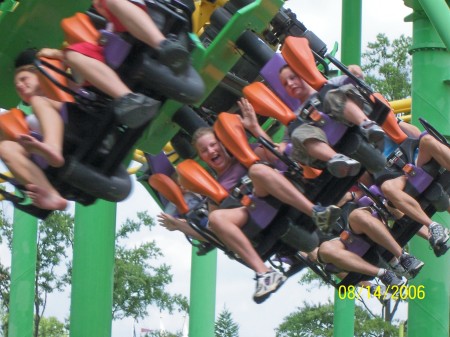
[
  {"xmin": 188, "ymin": 247, "xmax": 217, "ymax": 337},
  {"xmin": 70, "ymin": 201, "xmax": 117, "ymax": 337},
  {"xmin": 417, "ymin": 0, "xmax": 450, "ymax": 50},
  {"xmin": 406, "ymin": 2, "xmax": 450, "ymax": 336},
  {"xmin": 333, "ymin": 0, "xmax": 362, "ymax": 335},
  {"xmin": 8, "ymin": 209, "xmax": 38, "ymax": 337},
  {"xmin": 341, "ymin": 0, "xmax": 362, "ymax": 65}
]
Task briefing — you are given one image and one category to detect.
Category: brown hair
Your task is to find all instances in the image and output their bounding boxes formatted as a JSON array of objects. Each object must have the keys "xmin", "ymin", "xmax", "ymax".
[
  {"xmin": 191, "ymin": 127, "xmax": 215, "ymax": 150},
  {"xmin": 14, "ymin": 65, "xmax": 38, "ymax": 75},
  {"xmin": 279, "ymin": 64, "xmax": 291, "ymax": 74}
]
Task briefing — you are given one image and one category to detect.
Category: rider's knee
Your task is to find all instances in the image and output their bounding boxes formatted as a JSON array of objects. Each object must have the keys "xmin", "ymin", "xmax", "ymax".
[{"xmin": 248, "ymin": 162, "xmax": 269, "ymax": 180}]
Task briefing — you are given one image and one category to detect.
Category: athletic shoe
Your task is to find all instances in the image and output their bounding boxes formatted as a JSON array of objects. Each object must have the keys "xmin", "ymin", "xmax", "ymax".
[
  {"xmin": 158, "ymin": 34, "xmax": 190, "ymax": 74},
  {"xmin": 369, "ymin": 284, "xmax": 392, "ymax": 303},
  {"xmin": 312, "ymin": 204, "xmax": 342, "ymax": 232},
  {"xmin": 379, "ymin": 270, "xmax": 405, "ymax": 288},
  {"xmin": 327, "ymin": 154, "xmax": 361, "ymax": 178},
  {"xmin": 389, "ymin": 261, "xmax": 407, "ymax": 277},
  {"xmin": 359, "ymin": 120, "xmax": 385, "ymax": 144},
  {"xmin": 399, "ymin": 253, "xmax": 424, "ymax": 279},
  {"xmin": 253, "ymin": 270, "xmax": 287, "ymax": 304},
  {"xmin": 113, "ymin": 93, "xmax": 160, "ymax": 129},
  {"xmin": 429, "ymin": 222, "xmax": 449, "ymax": 247},
  {"xmin": 432, "ymin": 242, "xmax": 449, "ymax": 257}
]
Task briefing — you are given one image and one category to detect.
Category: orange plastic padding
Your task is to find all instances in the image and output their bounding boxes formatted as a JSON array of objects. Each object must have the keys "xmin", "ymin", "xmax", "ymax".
[
  {"xmin": 0, "ymin": 108, "xmax": 30, "ymax": 140},
  {"xmin": 214, "ymin": 113, "xmax": 260, "ymax": 169},
  {"xmin": 402, "ymin": 163, "xmax": 414, "ymax": 175},
  {"xmin": 177, "ymin": 159, "xmax": 229, "ymax": 205},
  {"xmin": 61, "ymin": 12, "xmax": 100, "ymax": 46},
  {"xmin": 243, "ymin": 82, "xmax": 296, "ymax": 126},
  {"xmin": 148, "ymin": 173, "xmax": 189, "ymax": 215},
  {"xmin": 301, "ymin": 164, "xmax": 322, "ymax": 179},
  {"xmin": 37, "ymin": 57, "xmax": 75, "ymax": 103},
  {"xmin": 372, "ymin": 93, "xmax": 408, "ymax": 144},
  {"xmin": 281, "ymin": 36, "xmax": 327, "ymax": 91},
  {"xmin": 340, "ymin": 230, "xmax": 350, "ymax": 241}
]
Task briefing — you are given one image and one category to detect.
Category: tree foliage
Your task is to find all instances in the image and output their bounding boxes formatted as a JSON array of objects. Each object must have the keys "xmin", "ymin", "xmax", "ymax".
[
  {"xmin": 275, "ymin": 301, "xmax": 397, "ymax": 337},
  {"xmin": 0, "ymin": 211, "xmax": 74, "ymax": 337},
  {"xmin": 113, "ymin": 211, "xmax": 188, "ymax": 320},
  {"xmin": 37, "ymin": 316, "xmax": 67, "ymax": 337},
  {"xmin": 215, "ymin": 306, "xmax": 239, "ymax": 337},
  {"xmin": 362, "ymin": 33, "xmax": 412, "ymax": 101},
  {"xmin": 0, "ymin": 210, "xmax": 188, "ymax": 335}
]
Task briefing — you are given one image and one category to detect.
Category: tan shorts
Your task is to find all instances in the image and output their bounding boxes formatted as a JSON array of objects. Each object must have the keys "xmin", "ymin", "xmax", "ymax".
[
  {"xmin": 323, "ymin": 84, "xmax": 371, "ymax": 124},
  {"xmin": 291, "ymin": 124, "xmax": 328, "ymax": 168}
]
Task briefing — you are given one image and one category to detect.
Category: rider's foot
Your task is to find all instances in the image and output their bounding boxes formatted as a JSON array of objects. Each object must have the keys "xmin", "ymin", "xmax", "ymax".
[
  {"xmin": 327, "ymin": 154, "xmax": 361, "ymax": 178},
  {"xmin": 26, "ymin": 184, "xmax": 67, "ymax": 210},
  {"xmin": 157, "ymin": 34, "xmax": 190, "ymax": 74},
  {"xmin": 399, "ymin": 253, "xmax": 424, "ymax": 279},
  {"xmin": 113, "ymin": 93, "xmax": 160, "ymax": 129},
  {"xmin": 311, "ymin": 204, "xmax": 342, "ymax": 232},
  {"xmin": 429, "ymin": 222, "xmax": 449, "ymax": 257},
  {"xmin": 379, "ymin": 269, "xmax": 405, "ymax": 288},
  {"xmin": 18, "ymin": 134, "xmax": 65, "ymax": 168},
  {"xmin": 253, "ymin": 269, "xmax": 287, "ymax": 304},
  {"xmin": 359, "ymin": 120, "xmax": 385, "ymax": 144}
]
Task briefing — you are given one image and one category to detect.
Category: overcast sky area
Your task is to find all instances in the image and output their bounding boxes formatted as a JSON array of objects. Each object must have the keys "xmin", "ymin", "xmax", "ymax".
[{"xmin": 0, "ymin": 1, "xmax": 415, "ymax": 336}]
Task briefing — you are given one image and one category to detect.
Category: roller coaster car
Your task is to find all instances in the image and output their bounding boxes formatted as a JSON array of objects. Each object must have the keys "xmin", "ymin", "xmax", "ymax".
[
  {"xmin": 0, "ymin": 1, "xmax": 207, "ymax": 217},
  {"xmin": 62, "ymin": 0, "xmax": 204, "ymax": 105},
  {"xmin": 338, "ymin": 124, "xmax": 450, "ymax": 286},
  {"xmin": 243, "ymin": 38, "xmax": 392, "ymax": 206},
  {"xmin": 171, "ymin": 113, "xmax": 322, "ymax": 278}
]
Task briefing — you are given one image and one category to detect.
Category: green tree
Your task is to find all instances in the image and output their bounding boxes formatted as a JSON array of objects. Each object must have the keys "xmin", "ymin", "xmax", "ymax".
[
  {"xmin": 215, "ymin": 306, "xmax": 239, "ymax": 337},
  {"xmin": 113, "ymin": 211, "xmax": 188, "ymax": 320},
  {"xmin": 37, "ymin": 316, "xmax": 67, "ymax": 337},
  {"xmin": 362, "ymin": 33, "xmax": 412, "ymax": 101},
  {"xmin": 275, "ymin": 301, "xmax": 397, "ymax": 337},
  {"xmin": 0, "ymin": 210, "xmax": 187, "ymax": 335},
  {"xmin": 0, "ymin": 211, "xmax": 74, "ymax": 337}
]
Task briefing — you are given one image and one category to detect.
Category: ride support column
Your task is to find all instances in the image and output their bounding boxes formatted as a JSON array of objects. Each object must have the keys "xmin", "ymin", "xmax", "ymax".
[
  {"xmin": 8, "ymin": 209, "xmax": 38, "ymax": 337},
  {"xmin": 188, "ymin": 247, "xmax": 217, "ymax": 337},
  {"xmin": 70, "ymin": 201, "xmax": 117, "ymax": 337},
  {"xmin": 333, "ymin": 0, "xmax": 362, "ymax": 335},
  {"xmin": 406, "ymin": 2, "xmax": 450, "ymax": 336}
]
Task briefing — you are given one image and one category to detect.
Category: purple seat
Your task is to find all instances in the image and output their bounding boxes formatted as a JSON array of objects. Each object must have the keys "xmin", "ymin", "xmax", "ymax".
[{"xmin": 260, "ymin": 53, "xmax": 301, "ymax": 110}]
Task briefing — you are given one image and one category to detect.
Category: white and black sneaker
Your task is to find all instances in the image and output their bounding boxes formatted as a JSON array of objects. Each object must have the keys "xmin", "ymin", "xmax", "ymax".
[
  {"xmin": 379, "ymin": 270, "xmax": 405, "ymax": 288},
  {"xmin": 253, "ymin": 270, "xmax": 287, "ymax": 304},
  {"xmin": 312, "ymin": 204, "xmax": 342, "ymax": 232},
  {"xmin": 429, "ymin": 222, "xmax": 449, "ymax": 247},
  {"xmin": 399, "ymin": 253, "xmax": 424, "ymax": 279}
]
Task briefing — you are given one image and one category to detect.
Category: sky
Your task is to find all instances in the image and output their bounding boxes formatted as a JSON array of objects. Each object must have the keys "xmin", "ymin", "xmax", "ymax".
[{"xmin": 0, "ymin": 1, "xmax": 414, "ymax": 336}]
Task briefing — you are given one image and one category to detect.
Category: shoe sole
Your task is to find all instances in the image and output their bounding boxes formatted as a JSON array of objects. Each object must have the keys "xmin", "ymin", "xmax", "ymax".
[
  {"xmin": 405, "ymin": 261, "xmax": 425, "ymax": 279},
  {"xmin": 253, "ymin": 276, "xmax": 287, "ymax": 304},
  {"xmin": 116, "ymin": 98, "xmax": 161, "ymax": 129},
  {"xmin": 430, "ymin": 229, "xmax": 449, "ymax": 247},
  {"xmin": 366, "ymin": 129, "xmax": 385, "ymax": 144},
  {"xmin": 327, "ymin": 161, "xmax": 361, "ymax": 178},
  {"xmin": 434, "ymin": 242, "xmax": 449, "ymax": 257}
]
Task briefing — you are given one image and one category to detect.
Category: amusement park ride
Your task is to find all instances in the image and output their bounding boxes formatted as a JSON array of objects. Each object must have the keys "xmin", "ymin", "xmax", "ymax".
[{"xmin": 0, "ymin": 0, "xmax": 448, "ymax": 336}]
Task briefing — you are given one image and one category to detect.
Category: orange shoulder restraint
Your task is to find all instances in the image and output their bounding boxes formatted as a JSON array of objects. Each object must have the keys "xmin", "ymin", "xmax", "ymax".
[
  {"xmin": 148, "ymin": 173, "xmax": 189, "ymax": 215},
  {"xmin": 243, "ymin": 82, "xmax": 296, "ymax": 126},
  {"xmin": 177, "ymin": 159, "xmax": 229, "ymax": 205}
]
